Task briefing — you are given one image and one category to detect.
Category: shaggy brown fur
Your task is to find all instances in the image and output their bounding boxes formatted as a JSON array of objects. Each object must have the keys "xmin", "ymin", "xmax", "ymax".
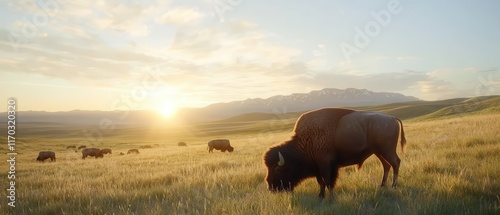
[
  {"xmin": 37, "ymin": 151, "xmax": 56, "ymax": 162},
  {"xmin": 264, "ymin": 108, "xmax": 406, "ymax": 198},
  {"xmin": 207, "ymin": 139, "xmax": 234, "ymax": 153},
  {"xmin": 82, "ymin": 148, "xmax": 104, "ymax": 159}
]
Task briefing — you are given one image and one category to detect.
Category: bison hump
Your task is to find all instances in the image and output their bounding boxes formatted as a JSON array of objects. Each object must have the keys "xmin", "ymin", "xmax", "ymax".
[
  {"xmin": 294, "ymin": 108, "xmax": 354, "ymax": 133},
  {"xmin": 293, "ymin": 108, "xmax": 354, "ymax": 142}
]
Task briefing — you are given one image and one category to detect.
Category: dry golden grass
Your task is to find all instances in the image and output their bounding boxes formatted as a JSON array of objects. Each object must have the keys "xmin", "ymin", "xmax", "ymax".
[{"xmin": 1, "ymin": 113, "xmax": 499, "ymax": 214}]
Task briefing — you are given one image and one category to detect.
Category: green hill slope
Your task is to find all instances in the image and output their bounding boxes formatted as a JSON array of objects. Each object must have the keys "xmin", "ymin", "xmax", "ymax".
[{"xmin": 414, "ymin": 96, "xmax": 500, "ymax": 120}]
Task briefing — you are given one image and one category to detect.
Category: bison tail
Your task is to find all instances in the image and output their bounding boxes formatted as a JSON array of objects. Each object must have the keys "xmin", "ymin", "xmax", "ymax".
[{"xmin": 397, "ymin": 118, "xmax": 407, "ymax": 154}]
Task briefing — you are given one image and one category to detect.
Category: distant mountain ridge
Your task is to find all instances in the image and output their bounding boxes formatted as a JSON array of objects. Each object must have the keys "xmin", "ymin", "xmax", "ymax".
[
  {"xmin": 1, "ymin": 88, "xmax": 420, "ymax": 125},
  {"xmin": 181, "ymin": 88, "xmax": 420, "ymax": 120}
]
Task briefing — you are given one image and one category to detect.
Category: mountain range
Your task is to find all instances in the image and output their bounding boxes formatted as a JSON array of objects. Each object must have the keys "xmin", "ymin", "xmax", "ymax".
[
  {"xmin": 177, "ymin": 88, "xmax": 420, "ymax": 121},
  {"xmin": 2, "ymin": 88, "xmax": 420, "ymax": 125}
]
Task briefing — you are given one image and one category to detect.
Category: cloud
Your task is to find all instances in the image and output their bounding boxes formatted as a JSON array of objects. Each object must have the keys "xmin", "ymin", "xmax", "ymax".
[
  {"xmin": 168, "ymin": 21, "xmax": 301, "ymax": 64},
  {"xmin": 0, "ymin": 1, "xmax": 175, "ymax": 86},
  {"xmin": 156, "ymin": 8, "xmax": 204, "ymax": 26}
]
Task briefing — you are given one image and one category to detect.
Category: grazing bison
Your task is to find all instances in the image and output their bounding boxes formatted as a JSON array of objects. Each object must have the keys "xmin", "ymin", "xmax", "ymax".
[
  {"xmin": 178, "ymin": 142, "xmax": 187, "ymax": 146},
  {"xmin": 66, "ymin": 145, "xmax": 76, "ymax": 149},
  {"xmin": 127, "ymin": 149, "xmax": 140, "ymax": 154},
  {"xmin": 263, "ymin": 108, "xmax": 406, "ymax": 198},
  {"xmin": 78, "ymin": 145, "xmax": 87, "ymax": 150},
  {"xmin": 82, "ymin": 148, "xmax": 104, "ymax": 159},
  {"xmin": 36, "ymin": 151, "xmax": 56, "ymax": 162},
  {"xmin": 139, "ymin": 145, "xmax": 152, "ymax": 149},
  {"xmin": 208, "ymin": 139, "xmax": 233, "ymax": 153},
  {"xmin": 119, "ymin": 152, "xmax": 125, "ymax": 155},
  {"xmin": 101, "ymin": 148, "xmax": 112, "ymax": 155}
]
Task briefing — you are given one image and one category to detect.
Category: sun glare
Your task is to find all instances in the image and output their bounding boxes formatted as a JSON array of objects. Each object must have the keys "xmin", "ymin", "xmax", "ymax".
[{"xmin": 158, "ymin": 103, "xmax": 177, "ymax": 117}]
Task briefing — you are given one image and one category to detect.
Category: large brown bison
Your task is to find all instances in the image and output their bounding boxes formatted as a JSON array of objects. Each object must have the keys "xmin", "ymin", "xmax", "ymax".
[
  {"xmin": 101, "ymin": 148, "xmax": 112, "ymax": 155},
  {"xmin": 127, "ymin": 149, "xmax": 140, "ymax": 154},
  {"xmin": 36, "ymin": 151, "xmax": 56, "ymax": 162},
  {"xmin": 82, "ymin": 148, "xmax": 104, "ymax": 159},
  {"xmin": 208, "ymin": 139, "xmax": 234, "ymax": 153},
  {"xmin": 263, "ymin": 108, "xmax": 406, "ymax": 198}
]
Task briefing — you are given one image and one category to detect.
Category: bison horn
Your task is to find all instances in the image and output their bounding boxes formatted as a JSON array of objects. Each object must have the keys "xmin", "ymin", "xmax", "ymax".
[{"xmin": 278, "ymin": 152, "xmax": 285, "ymax": 166}]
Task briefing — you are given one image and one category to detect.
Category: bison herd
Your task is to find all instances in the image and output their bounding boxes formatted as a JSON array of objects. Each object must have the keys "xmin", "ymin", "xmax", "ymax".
[{"xmin": 36, "ymin": 139, "xmax": 235, "ymax": 162}]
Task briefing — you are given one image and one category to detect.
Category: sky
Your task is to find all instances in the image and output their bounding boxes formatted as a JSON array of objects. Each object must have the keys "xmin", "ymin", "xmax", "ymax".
[{"xmin": 0, "ymin": 0, "xmax": 499, "ymax": 112}]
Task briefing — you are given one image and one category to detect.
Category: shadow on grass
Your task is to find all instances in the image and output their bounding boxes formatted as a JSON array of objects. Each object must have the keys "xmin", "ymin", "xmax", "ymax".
[{"xmin": 288, "ymin": 181, "xmax": 499, "ymax": 215}]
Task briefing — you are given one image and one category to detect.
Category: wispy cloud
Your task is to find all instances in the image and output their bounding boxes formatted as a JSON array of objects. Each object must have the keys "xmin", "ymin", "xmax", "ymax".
[{"xmin": 156, "ymin": 7, "xmax": 204, "ymax": 26}]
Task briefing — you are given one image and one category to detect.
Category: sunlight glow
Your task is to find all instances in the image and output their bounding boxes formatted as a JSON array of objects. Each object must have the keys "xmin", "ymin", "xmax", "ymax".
[{"xmin": 158, "ymin": 102, "xmax": 177, "ymax": 117}]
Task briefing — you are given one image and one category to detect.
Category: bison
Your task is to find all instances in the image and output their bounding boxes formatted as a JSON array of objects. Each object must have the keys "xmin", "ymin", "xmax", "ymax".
[
  {"xmin": 263, "ymin": 108, "xmax": 406, "ymax": 198},
  {"xmin": 208, "ymin": 139, "xmax": 233, "ymax": 153},
  {"xmin": 127, "ymin": 149, "xmax": 140, "ymax": 154},
  {"xmin": 119, "ymin": 152, "xmax": 125, "ymax": 155},
  {"xmin": 78, "ymin": 145, "xmax": 87, "ymax": 150},
  {"xmin": 139, "ymin": 145, "xmax": 152, "ymax": 149},
  {"xmin": 66, "ymin": 145, "xmax": 76, "ymax": 149},
  {"xmin": 101, "ymin": 148, "xmax": 112, "ymax": 155},
  {"xmin": 178, "ymin": 142, "xmax": 187, "ymax": 146},
  {"xmin": 82, "ymin": 148, "xmax": 104, "ymax": 159},
  {"xmin": 36, "ymin": 151, "xmax": 56, "ymax": 162}
]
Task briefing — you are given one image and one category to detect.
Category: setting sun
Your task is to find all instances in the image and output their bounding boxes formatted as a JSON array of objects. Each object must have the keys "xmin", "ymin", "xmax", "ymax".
[{"xmin": 158, "ymin": 102, "xmax": 177, "ymax": 117}]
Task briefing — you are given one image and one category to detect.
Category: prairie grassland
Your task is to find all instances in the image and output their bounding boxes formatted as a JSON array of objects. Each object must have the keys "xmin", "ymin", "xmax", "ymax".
[{"xmin": 1, "ymin": 114, "xmax": 499, "ymax": 215}]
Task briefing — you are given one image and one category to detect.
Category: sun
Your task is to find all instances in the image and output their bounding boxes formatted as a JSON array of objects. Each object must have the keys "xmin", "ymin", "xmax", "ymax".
[{"xmin": 158, "ymin": 102, "xmax": 177, "ymax": 117}]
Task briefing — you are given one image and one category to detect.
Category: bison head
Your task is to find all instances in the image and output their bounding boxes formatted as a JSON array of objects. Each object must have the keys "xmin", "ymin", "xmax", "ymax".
[
  {"xmin": 96, "ymin": 150, "xmax": 104, "ymax": 158},
  {"xmin": 263, "ymin": 145, "xmax": 303, "ymax": 192},
  {"xmin": 228, "ymin": 146, "xmax": 234, "ymax": 152}
]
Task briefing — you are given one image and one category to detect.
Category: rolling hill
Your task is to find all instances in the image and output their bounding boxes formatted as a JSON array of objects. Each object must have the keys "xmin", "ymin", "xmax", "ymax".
[{"xmin": 1, "ymin": 95, "xmax": 499, "ymax": 138}]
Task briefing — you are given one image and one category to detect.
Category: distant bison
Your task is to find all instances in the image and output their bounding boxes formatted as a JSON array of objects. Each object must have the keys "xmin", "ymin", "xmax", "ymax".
[
  {"xmin": 178, "ymin": 142, "xmax": 187, "ymax": 146},
  {"xmin": 37, "ymin": 151, "xmax": 56, "ymax": 162},
  {"xmin": 78, "ymin": 145, "xmax": 87, "ymax": 150},
  {"xmin": 139, "ymin": 145, "xmax": 152, "ymax": 149},
  {"xmin": 119, "ymin": 152, "xmax": 125, "ymax": 155},
  {"xmin": 263, "ymin": 108, "xmax": 406, "ymax": 198},
  {"xmin": 127, "ymin": 149, "xmax": 140, "ymax": 154},
  {"xmin": 208, "ymin": 139, "xmax": 234, "ymax": 153},
  {"xmin": 101, "ymin": 148, "xmax": 112, "ymax": 155},
  {"xmin": 82, "ymin": 148, "xmax": 103, "ymax": 159},
  {"xmin": 66, "ymin": 145, "xmax": 76, "ymax": 149}
]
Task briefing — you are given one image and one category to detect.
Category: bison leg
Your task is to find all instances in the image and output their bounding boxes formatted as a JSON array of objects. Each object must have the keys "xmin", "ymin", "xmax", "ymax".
[
  {"xmin": 377, "ymin": 153, "xmax": 401, "ymax": 187},
  {"xmin": 390, "ymin": 156, "xmax": 401, "ymax": 187},
  {"xmin": 328, "ymin": 165, "xmax": 339, "ymax": 195},
  {"xmin": 317, "ymin": 162, "xmax": 339, "ymax": 198},
  {"xmin": 376, "ymin": 154, "xmax": 391, "ymax": 187},
  {"xmin": 316, "ymin": 176, "xmax": 326, "ymax": 198}
]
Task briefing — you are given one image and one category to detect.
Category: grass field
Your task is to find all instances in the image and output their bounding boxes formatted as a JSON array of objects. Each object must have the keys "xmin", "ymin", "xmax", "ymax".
[{"xmin": 1, "ymin": 98, "xmax": 500, "ymax": 214}]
